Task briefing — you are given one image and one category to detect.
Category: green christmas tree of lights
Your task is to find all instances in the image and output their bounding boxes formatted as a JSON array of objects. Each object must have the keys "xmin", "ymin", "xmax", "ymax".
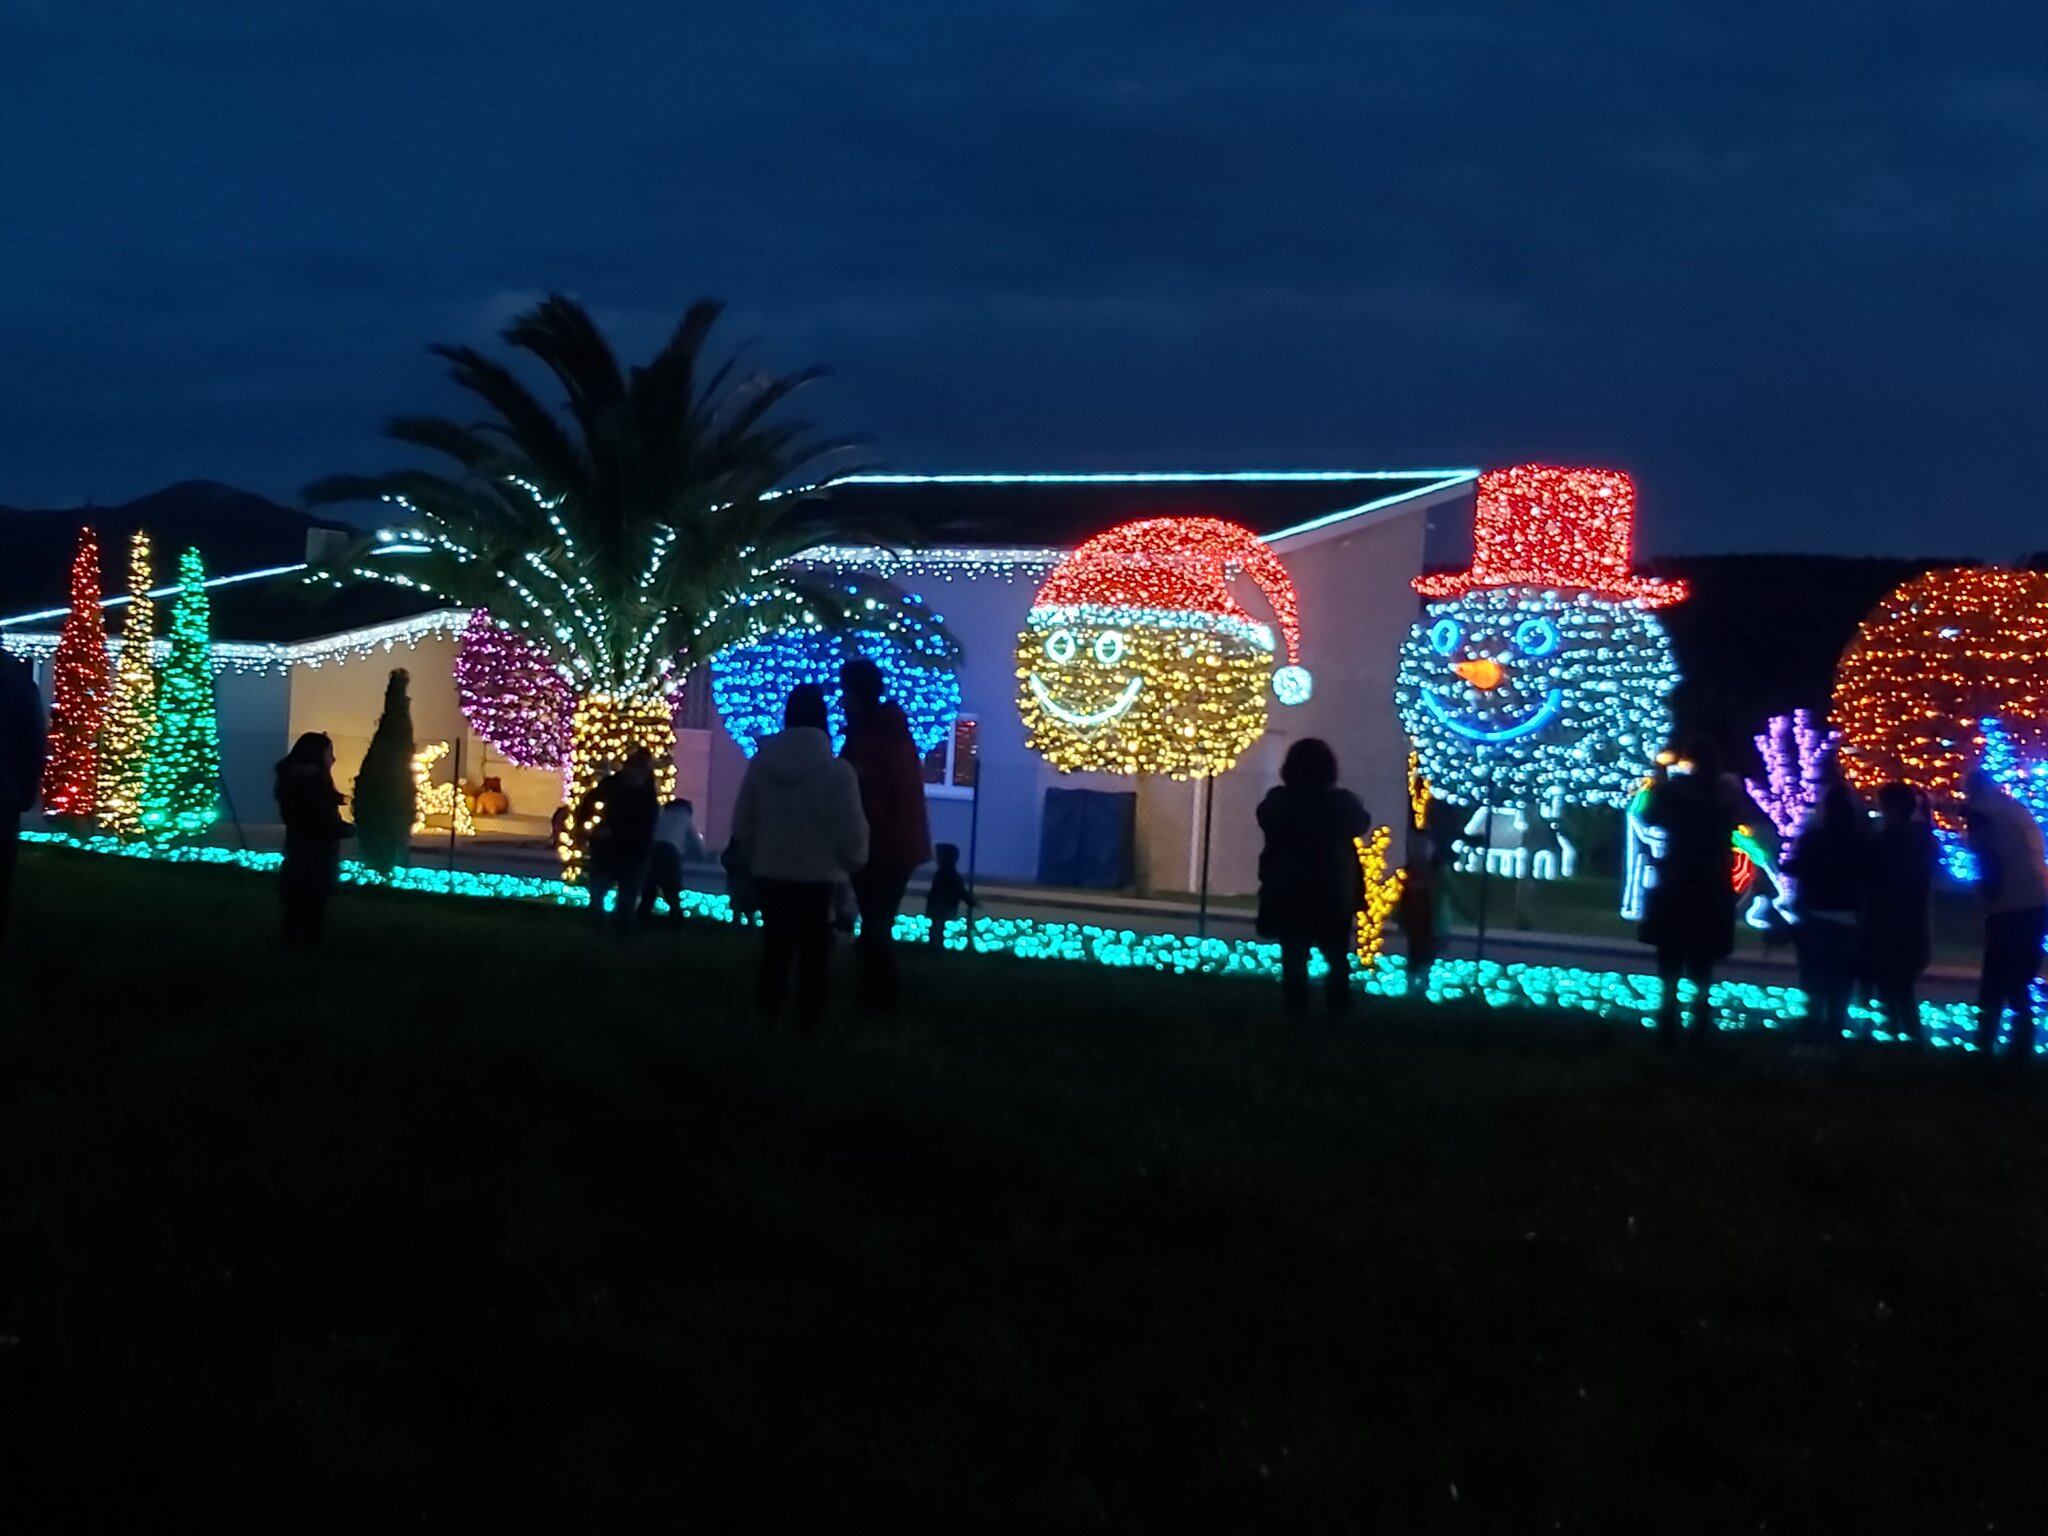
[{"xmin": 138, "ymin": 548, "xmax": 222, "ymax": 838}]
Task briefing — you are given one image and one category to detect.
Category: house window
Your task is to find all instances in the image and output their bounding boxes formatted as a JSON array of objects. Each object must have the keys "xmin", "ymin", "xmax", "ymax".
[
  {"xmin": 672, "ymin": 665, "xmax": 712, "ymax": 731},
  {"xmin": 922, "ymin": 714, "xmax": 979, "ymax": 796}
]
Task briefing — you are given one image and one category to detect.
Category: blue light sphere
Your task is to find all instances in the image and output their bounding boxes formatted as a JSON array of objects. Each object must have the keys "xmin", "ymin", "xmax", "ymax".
[{"xmin": 710, "ymin": 609, "xmax": 962, "ymax": 759}]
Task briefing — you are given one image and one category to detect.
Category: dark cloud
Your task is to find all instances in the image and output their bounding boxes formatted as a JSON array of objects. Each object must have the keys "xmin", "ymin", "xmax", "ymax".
[{"xmin": 3, "ymin": 0, "xmax": 2046, "ymax": 554}]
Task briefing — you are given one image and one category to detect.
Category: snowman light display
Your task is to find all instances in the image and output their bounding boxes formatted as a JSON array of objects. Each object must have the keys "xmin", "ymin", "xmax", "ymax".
[
  {"xmin": 1016, "ymin": 516, "xmax": 1312, "ymax": 779},
  {"xmin": 1395, "ymin": 466, "xmax": 1686, "ymax": 819}
]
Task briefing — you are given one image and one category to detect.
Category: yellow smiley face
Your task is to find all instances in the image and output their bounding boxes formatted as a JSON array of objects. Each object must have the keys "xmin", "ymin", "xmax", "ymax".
[{"xmin": 1015, "ymin": 612, "xmax": 1271, "ymax": 778}]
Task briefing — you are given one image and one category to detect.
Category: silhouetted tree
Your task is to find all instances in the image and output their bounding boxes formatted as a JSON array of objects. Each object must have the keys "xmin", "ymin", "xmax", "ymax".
[{"xmin": 352, "ymin": 668, "xmax": 415, "ymax": 872}]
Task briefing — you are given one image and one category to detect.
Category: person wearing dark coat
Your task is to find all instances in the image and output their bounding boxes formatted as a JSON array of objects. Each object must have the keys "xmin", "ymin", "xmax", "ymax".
[
  {"xmin": 1862, "ymin": 781, "xmax": 1936, "ymax": 1044},
  {"xmin": 0, "ymin": 650, "xmax": 47, "ymax": 948},
  {"xmin": 1257, "ymin": 738, "xmax": 1373, "ymax": 1017},
  {"xmin": 1783, "ymin": 777, "xmax": 1871, "ymax": 1047},
  {"xmin": 274, "ymin": 732, "xmax": 353, "ymax": 945},
  {"xmin": 1963, "ymin": 767, "xmax": 2048, "ymax": 1061},
  {"xmin": 839, "ymin": 657, "xmax": 932, "ymax": 1012},
  {"xmin": 583, "ymin": 747, "xmax": 662, "ymax": 932},
  {"xmin": 1639, "ymin": 739, "xmax": 1743, "ymax": 1045}
]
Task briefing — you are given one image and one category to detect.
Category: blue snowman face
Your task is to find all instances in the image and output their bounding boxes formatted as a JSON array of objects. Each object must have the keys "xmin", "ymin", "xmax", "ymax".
[{"xmin": 1394, "ymin": 587, "xmax": 1678, "ymax": 808}]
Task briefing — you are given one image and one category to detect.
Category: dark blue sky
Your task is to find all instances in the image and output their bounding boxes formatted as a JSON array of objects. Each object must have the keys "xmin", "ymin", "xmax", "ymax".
[{"xmin": 6, "ymin": 1, "xmax": 2046, "ymax": 556}]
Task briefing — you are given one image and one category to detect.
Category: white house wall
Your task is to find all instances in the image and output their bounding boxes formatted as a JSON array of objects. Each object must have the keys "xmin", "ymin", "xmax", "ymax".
[
  {"xmin": 1267, "ymin": 499, "xmax": 1437, "ymax": 860},
  {"xmin": 696, "ymin": 500, "xmax": 1442, "ymax": 895},
  {"xmin": 284, "ymin": 636, "xmax": 562, "ymax": 822},
  {"xmin": 216, "ymin": 670, "xmax": 292, "ymax": 831}
]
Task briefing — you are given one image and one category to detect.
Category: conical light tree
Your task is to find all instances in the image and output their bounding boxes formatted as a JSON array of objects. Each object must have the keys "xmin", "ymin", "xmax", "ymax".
[
  {"xmin": 138, "ymin": 548, "xmax": 221, "ymax": 838},
  {"xmin": 306, "ymin": 294, "xmax": 923, "ymax": 879},
  {"xmin": 99, "ymin": 530, "xmax": 159, "ymax": 834},
  {"xmin": 40, "ymin": 526, "xmax": 110, "ymax": 817}
]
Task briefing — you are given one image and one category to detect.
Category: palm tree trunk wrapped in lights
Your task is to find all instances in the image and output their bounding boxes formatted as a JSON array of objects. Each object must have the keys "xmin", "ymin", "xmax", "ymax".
[{"xmin": 305, "ymin": 294, "xmax": 938, "ymax": 882}]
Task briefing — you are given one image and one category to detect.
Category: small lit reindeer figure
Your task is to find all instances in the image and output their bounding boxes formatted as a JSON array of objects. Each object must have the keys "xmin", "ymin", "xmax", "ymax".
[{"xmin": 410, "ymin": 741, "xmax": 474, "ymax": 837}]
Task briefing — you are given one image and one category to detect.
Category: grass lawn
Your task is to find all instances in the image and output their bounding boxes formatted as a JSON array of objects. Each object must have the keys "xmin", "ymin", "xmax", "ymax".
[{"xmin": 4, "ymin": 846, "xmax": 2047, "ymax": 1532}]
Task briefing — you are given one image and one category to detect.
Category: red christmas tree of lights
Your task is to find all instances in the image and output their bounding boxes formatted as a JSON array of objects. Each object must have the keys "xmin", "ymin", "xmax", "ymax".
[{"xmin": 40, "ymin": 526, "xmax": 110, "ymax": 817}]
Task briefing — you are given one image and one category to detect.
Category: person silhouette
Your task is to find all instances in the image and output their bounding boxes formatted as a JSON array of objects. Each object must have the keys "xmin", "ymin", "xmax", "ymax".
[
  {"xmin": 838, "ymin": 657, "xmax": 931, "ymax": 1012},
  {"xmin": 274, "ymin": 731, "xmax": 353, "ymax": 944},
  {"xmin": 0, "ymin": 650, "xmax": 46, "ymax": 947}
]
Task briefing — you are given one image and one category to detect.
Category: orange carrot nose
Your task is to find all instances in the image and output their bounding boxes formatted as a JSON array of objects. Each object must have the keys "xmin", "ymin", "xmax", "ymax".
[{"xmin": 1453, "ymin": 657, "xmax": 1506, "ymax": 691}]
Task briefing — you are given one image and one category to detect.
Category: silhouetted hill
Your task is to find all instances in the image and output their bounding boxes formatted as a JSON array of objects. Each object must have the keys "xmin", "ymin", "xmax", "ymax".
[
  {"xmin": 0, "ymin": 481, "xmax": 344, "ymax": 617},
  {"xmin": 1651, "ymin": 553, "xmax": 1972, "ymax": 768}
]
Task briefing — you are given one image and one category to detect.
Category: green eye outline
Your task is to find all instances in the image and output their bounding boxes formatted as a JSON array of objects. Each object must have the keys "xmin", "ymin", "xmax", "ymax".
[
  {"xmin": 1045, "ymin": 628, "xmax": 1077, "ymax": 663},
  {"xmin": 1093, "ymin": 629, "xmax": 1127, "ymax": 665}
]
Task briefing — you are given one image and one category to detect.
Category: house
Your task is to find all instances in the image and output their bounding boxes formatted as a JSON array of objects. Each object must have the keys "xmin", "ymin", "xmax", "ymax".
[{"xmin": 2, "ymin": 470, "xmax": 1479, "ymax": 895}]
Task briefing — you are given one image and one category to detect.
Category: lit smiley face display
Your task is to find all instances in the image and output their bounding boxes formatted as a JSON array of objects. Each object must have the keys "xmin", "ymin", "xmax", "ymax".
[
  {"xmin": 1015, "ymin": 516, "xmax": 1312, "ymax": 780},
  {"xmin": 1394, "ymin": 588, "xmax": 1679, "ymax": 809},
  {"xmin": 1018, "ymin": 606, "xmax": 1277, "ymax": 777},
  {"xmin": 1029, "ymin": 620, "xmax": 1141, "ymax": 727}
]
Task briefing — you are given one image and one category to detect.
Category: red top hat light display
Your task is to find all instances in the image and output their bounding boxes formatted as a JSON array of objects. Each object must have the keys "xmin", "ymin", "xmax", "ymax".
[{"xmin": 1395, "ymin": 465, "xmax": 1685, "ymax": 809}]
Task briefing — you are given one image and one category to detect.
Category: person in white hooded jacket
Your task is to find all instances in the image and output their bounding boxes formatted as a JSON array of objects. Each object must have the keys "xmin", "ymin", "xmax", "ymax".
[{"xmin": 729, "ymin": 684, "xmax": 869, "ymax": 1030}]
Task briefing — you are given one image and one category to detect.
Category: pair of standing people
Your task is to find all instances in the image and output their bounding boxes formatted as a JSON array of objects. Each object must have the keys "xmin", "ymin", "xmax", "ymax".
[
  {"xmin": 730, "ymin": 659, "xmax": 932, "ymax": 1029},
  {"xmin": 1781, "ymin": 778, "xmax": 1937, "ymax": 1045},
  {"xmin": 1788, "ymin": 769, "xmax": 2045, "ymax": 1058}
]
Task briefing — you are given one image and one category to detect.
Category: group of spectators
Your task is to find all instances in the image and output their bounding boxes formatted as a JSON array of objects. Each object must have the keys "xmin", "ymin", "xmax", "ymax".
[
  {"xmin": 577, "ymin": 658, "xmax": 948, "ymax": 1030},
  {"xmin": 1255, "ymin": 724, "xmax": 2048, "ymax": 1063},
  {"xmin": 10, "ymin": 634, "xmax": 2048, "ymax": 1058},
  {"xmin": 1637, "ymin": 740, "xmax": 2045, "ymax": 1059}
]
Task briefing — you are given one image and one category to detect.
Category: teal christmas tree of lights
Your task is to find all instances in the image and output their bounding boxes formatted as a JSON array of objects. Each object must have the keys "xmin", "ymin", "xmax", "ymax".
[{"xmin": 138, "ymin": 548, "xmax": 223, "ymax": 838}]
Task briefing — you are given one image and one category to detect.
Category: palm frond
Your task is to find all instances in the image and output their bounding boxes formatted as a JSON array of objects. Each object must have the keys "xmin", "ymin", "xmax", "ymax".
[{"xmin": 308, "ymin": 295, "xmax": 950, "ymax": 696}]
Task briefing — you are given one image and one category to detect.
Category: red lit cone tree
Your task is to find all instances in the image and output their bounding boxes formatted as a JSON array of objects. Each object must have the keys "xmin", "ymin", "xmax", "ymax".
[{"xmin": 40, "ymin": 526, "xmax": 110, "ymax": 818}]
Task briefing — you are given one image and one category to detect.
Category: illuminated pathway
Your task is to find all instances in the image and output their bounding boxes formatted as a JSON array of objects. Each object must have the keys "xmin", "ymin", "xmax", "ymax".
[{"xmin": 22, "ymin": 827, "xmax": 2011, "ymax": 1051}]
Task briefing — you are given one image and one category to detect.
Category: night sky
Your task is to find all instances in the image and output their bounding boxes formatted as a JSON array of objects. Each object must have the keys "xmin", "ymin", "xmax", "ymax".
[{"xmin": 6, "ymin": 1, "xmax": 2045, "ymax": 557}]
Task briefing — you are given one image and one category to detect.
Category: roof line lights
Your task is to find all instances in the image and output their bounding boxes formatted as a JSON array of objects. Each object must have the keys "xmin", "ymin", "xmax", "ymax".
[
  {"xmin": 2, "ymin": 608, "xmax": 471, "ymax": 674},
  {"xmin": 0, "ymin": 561, "xmax": 310, "ymax": 629},
  {"xmin": 1261, "ymin": 472, "xmax": 1482, "ymax": 544},
  {"xmin": 837, "ymin": 470, "xmax": 1481, "ymax": 487}
]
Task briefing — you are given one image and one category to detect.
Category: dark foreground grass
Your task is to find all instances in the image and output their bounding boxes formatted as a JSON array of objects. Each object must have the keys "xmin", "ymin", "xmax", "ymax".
[{"xmin": 3, "ymin": 848, "xmax": 2047, "ymax": 1533}]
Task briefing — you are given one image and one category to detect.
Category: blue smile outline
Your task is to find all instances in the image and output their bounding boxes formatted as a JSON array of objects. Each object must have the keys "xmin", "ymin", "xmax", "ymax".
[{"xmin": 1422, "ymin": 686, "xmax": 1565, "ymax": 743}]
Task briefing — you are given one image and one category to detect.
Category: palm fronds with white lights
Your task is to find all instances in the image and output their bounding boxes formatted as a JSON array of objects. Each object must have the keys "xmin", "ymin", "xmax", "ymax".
[{"xmin": 305, "ymin": 294, "xmax": 949, "ymax": 873}]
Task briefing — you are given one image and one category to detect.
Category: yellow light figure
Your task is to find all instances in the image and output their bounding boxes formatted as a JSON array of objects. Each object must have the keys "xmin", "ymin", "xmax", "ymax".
[
  {"xmin": 100, "ymin": 530, "xmax": 158, "ymax": 835},
  {"xmin": 1014, "ymin": 517, "xmax": 1311, "ymax": 780},
  {"xmin": 411, "ymin": 741, "xmax": 475, "ymax": 837},
  {"xmin": 1354, "ymin": 826, "xmax": 1406, "ymax": 968},
  {"xmin": 560, "ymin": 692, "xmax": 678, "ymax": 881}
]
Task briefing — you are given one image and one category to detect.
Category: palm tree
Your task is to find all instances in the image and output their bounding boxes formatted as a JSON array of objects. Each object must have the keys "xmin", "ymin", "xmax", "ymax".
[{"xmin": 306, "ymin": 294, "xmax": 932, "ymax": 874}]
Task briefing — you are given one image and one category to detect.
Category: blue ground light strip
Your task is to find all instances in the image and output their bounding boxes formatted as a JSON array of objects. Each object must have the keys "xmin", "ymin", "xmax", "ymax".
[{"xmin": 23, "ymin": 828, "xmax": 2002, "ymax": 1050}]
